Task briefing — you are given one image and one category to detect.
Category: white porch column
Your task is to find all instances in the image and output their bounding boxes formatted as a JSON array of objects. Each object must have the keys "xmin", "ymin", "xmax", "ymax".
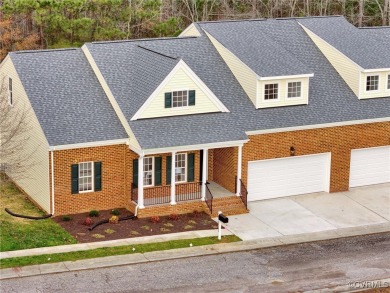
[
  {"xmin": 138, "ymin": 155, "xmax": 145, "ymax": 208},
  {"xmin": 170, "ymin": 151, "xmax": 176, "ymax": 205},
  {"xmin": 201, "ymin": 148, "xmax": 208, "ymax": 201},
  {"xmin": 236, "ymin": 145, "xmax": 243, "ymax": 196}
]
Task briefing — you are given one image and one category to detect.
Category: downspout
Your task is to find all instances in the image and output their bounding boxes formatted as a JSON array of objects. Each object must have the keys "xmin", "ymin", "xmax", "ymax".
[{"xmin": 50, "ymin": 149, "xmax": 55, "ymax": 215}]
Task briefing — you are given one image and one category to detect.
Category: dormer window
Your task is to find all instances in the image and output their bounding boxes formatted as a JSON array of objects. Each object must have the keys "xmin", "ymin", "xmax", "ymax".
[
  {"xmin": 264, "ymin": 83, "xmax": 279, "ymax": 100},
  {"xmin": 366, "ymin": 75, "xmax": 379, "ymax": 91},
  {"xmin": 287, "ymin": 81, "xmax": 302, "ymax": 98},
  {"xmin": 165, "ymin": 90, "xmax": 196, "ymax": 108}
]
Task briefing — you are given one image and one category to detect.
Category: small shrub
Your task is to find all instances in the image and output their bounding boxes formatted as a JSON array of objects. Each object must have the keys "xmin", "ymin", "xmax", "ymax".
[
  {"xmin": 109, "ymin": 215, "xmax": 119, "ymax": 224},
  {"xmin": 184, "ymin": 225, "xmax": 194, "ymax": 230},
  {"xmin": 89, "ymin": 210, "xmax": 99, "ymax": 217},
  {"xmin": 168, "ymin": 213, "xmax": 180, "ymax": 221},
  {"xmin": 150, "ymin": 216, "xmax": 160, "ymax": 224},
  {"xmin": 164, "ymin": 223, "xmax": 174, "ymax": 227},
  {"xmin": 104, "ymin": 228, "xmax": 116, "ymax": 234},
  {"xmin": 92, "ymin": 234, "xmax": 105, "ymax": 239},
  {"xmin": 130, "ymin": 230, "xmax": 140, "ymax": 236},
  {"xmin": 160, "ymin": 227, "xmax": 171, "ymax": 232},
  {"xmin": 83, "ymin": 217, "xmax": 94, "ymax": 226},
  {"xmin": 141, "ymin": 225, "xmax": 150, "ymax": 230},
  {"xmin": 188, "ymin": 220, "xmax": 197, "ymax": 225},
  {"xmin": 62, "ymin": 215, "xmax": 71, "ymax": 222},
  {"xmin": 111, "ymin": 209, "xmax": 120, "ymax": 216}
]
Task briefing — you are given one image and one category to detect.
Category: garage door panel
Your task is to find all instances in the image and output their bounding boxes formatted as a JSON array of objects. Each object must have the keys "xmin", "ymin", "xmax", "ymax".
[
  {"xmin": 248, "ymin": 153, "xmax": 331, "ymax": 201},
  {"xmin": 350, "ymin": 146, "xmax": 390, "ymax": 188}
]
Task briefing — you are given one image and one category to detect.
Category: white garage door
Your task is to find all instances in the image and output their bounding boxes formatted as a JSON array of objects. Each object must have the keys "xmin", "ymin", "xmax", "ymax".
[
  {"xmin": 248, "ymin": 153, "xmax": 331, "ymax": 201},
  {"xmin": 350, "ymin": 146, "xmax": 390, "ymax": 188}
]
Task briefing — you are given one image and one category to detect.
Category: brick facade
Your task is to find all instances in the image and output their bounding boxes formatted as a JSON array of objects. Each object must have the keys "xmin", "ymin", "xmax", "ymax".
[
  {"xmin": 213, "ymin": 147, "xmax": 238, "ymax": 193},
  {"xmin": 52, "ymin": 146, "xmax": 203, "ymax": 215},
  {"xmin": 242, "ymin": 122, "xmax": 390, "ymax": 192}
]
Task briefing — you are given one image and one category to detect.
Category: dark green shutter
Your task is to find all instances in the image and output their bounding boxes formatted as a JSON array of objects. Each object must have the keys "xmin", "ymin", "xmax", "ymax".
[
  {"xmin": 94, "ymin": 162, "xmax": 102, "ymax": 191},
  {"xmin": 154, "ymin": 157, "xmax": 162, "ymax": 186},
  {"xmin": 189, "ymin": 90, "xmax": 196, "ymax": 106},
  {"xmin": 71, "ymin": 164, "xmax": 79, "ymax": 194},
  {"xmin": 187, "ymin": 153, "xmax": 195, "ymax": 182},
  {"xmin": 166, "ymin": 156, "xmax": 171, "ymax": 184},
  {"xmin": 165, "ymin": 92, "xmax": 172, "ymax": 108},
  {"xmin": 133, "ymin": 159, "xmax": 138, "ymax": 187}
]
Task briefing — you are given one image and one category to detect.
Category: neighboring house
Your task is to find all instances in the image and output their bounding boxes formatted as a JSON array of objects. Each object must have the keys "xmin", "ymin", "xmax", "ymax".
[{"xmin": 0, "ymin": 16, "xmax": 389, "ymax": 217}]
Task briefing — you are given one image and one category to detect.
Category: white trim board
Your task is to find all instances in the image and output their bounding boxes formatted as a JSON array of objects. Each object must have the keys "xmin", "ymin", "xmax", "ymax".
[
  {"xmin": 246, "ymin": 117, "xmax": 390, "ymax": 135},
  {"xmin": 131, "ymin": 59, "xmax": 229, "ymax": 121},
  {"xmin": 49, "ymin": 138, "xmax": 130, "ymax": 151}
]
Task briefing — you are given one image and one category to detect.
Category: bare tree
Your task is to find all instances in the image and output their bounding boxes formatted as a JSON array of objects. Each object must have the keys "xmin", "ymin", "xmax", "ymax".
[
  {"xmin": 0, "ymin": 76, "xmax": 37, "ymax": 182},
  {"xmin": 358, "ymin": 0, "xmax": 364, "ymax": 27}
]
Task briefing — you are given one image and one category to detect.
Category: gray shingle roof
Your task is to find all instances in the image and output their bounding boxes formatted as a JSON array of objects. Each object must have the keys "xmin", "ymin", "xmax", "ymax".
[
  {"xmin": 198, "ymin": 20, "xmax": 313, "ymax": 77},
  {"xmin": 10, "ymin": 48, "xmax": 127, "ymax": 146},
  {"xmin": 298, "ymin": 17, "xmax": 390, "ymax": 69},
  {"xmin": 9, "ymin": 16, "xmax": 390, "ymax": 150}
]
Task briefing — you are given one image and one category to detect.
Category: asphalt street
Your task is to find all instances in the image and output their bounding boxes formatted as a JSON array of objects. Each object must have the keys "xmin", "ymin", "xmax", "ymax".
[{"xmin": 1, "ymin": 233, "xmax": 390, "ymax": 293}]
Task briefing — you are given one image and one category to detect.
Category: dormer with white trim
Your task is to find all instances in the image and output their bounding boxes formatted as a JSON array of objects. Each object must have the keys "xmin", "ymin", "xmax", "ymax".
[
  {"xmin": 131, "ymin": 59, "xmax": 229, "ymax": 120},
  {"xmin": 299, "ymin": 18, "xmax": 390, "ymax": 100},
  {"xmin": 203, "ymin": 29, "xmax": 313, "ymax": 109}
]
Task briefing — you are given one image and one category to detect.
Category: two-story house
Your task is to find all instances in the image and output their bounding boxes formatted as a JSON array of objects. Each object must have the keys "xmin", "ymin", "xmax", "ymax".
[{"xmin": 1, "ymin": 16, "xmax": 389, "ymax": 217}]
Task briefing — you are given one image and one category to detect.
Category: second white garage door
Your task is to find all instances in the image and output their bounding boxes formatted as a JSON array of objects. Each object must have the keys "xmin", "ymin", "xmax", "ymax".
[
  {"xmin": 349, "ymin": 146, "xmax": 390, "ymax": 188},
  {"xmin": 248, "ymin": 153, "xmax": 331, "ymax": 201}
]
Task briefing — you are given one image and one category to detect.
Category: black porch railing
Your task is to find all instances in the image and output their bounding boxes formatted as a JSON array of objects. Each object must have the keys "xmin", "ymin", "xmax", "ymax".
[
  {"xmin": 131, "ymin": 182, "xmax": 202, "ymax": 206},
  {"xmin": 235, "ymin": 176, "xmax": 248, "ymax": 209},
  {"xmin": 205, "ymin": 183, "xmax": 213, "ymax": 215}
]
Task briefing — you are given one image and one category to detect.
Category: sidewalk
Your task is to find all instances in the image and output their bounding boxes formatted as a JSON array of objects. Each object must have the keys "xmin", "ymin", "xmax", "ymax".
[{"xmin": 1, "ymin": 222, "xmax": 389, "ymax": 280}]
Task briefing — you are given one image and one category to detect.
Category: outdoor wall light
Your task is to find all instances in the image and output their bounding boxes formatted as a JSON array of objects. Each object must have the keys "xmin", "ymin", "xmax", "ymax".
[{"xmin": 290, "ymin": 146, "xmax": 295, "ymax": 156}]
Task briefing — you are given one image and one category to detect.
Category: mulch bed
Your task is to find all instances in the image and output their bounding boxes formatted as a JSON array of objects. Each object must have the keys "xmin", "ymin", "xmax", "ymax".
[{"xmin": 53, "ymin": 209, "xmax": 218, "ymax": 243}]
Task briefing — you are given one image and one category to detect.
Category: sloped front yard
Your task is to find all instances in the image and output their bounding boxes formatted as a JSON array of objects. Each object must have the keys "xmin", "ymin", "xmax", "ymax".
[
  {"xmin": 0, "ymin": 178, "xmax": 76, "ymax": 252},
  {"xmin": 53, "ymin": 209, "xmax": 218, "ymax": 243}
]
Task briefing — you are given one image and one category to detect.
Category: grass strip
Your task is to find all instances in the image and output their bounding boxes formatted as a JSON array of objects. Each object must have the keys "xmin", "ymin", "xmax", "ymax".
[{"xmin": 0, "ymin": 235, "xmax": 240, "ymax": 269}]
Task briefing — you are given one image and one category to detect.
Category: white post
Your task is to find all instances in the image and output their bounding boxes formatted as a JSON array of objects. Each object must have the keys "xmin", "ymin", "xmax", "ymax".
[
  {"xmin": 218, "ymin": 211, "xmax": 222, "ymax": 240},
  {"xmin": 201, "ymin": 148, "xmax": 208, "ymax": 201},
  {"xmin": 236, "ymin": 145, "xmax": 242, "ymax": 196},
  {"xmin": 138, "ymin": 155, "xmax": 145, "ymax": 208},
  {"xmin": 170, "ymin": 151, "xmax": 176, "ymax": 205}
]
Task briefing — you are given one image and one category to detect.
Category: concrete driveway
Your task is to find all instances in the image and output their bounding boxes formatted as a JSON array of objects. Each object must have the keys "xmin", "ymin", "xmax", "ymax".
[{"xmin": 220, "ymin": 183, "xmax": 390, "ymax": 240}]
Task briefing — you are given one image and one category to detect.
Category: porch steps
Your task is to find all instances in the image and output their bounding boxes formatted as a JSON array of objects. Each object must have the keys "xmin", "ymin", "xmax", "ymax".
[{"xmin": 210, "ymin": 196, "xmax": 248, "ymax": 217}]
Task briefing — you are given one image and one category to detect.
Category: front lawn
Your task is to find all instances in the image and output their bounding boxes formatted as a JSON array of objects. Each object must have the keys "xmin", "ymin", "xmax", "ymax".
[
  {"xmin": 0, "ymin": 235, "xmax": 241, "ymax": 269},
  {"xmin": 0, "ymin": 179, "xmax": 76, "ymax": 251}
]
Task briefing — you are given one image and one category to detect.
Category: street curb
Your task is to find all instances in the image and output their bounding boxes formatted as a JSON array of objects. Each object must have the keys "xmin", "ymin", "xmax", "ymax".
[{"xmin": 1, "ymin": 222, "xmax": 389, "ymax": 280}]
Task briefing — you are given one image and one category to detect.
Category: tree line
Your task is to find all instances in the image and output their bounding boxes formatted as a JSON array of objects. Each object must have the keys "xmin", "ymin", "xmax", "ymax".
[{"xmin": 0, "ymin": 0, "xmax": 389, "ymax": 61}]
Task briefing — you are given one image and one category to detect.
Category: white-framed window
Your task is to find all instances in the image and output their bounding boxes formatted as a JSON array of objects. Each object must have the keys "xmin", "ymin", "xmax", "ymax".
[
  {"xmin": 387, "ymin": 74, "xmax": 390, "ymax": 90},
  {"xmin": 143, "ymin": 157, "xmax": 154, "ymax": 187},
  {"xmin": 366, "ymin": 75, "xmax": 379, "ymax": 91},
  {"xmin": 8, "ymin": 77, "xmax": 13, "ymax": 106},
  {"xmin": 264, "ymin": 83, "xmax": 279, "ymax": 100},
  {"xmin": 287, "ymin": 81, "xmax": 302, "ymax": 98},
  {"xmin": 175, "ymin": 153, "xmax": 186, "ymax": 183},
  {"xmin": 79, "ymin": 162, "xmax": 94, "ymax": 192},
  {"xmin": 172, "ymin": 90, "xmax": 188, "ymax": 108}
]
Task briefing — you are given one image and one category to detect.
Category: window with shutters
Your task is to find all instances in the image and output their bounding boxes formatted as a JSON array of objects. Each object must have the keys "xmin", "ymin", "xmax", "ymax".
[
  {"xmin": 79, "ymin": 162, "xmax": 94, "ymax": 192},
  {"xmin": 175, "ymin": 153, "xmax": 187, "ymax": 183},
  {"xmin": 144, "ymin": 157, "xmax": 154, "ymax": 187},
  {"xmin": 172, "ymin": 90, "xmax": 188, "ymax": 108}
]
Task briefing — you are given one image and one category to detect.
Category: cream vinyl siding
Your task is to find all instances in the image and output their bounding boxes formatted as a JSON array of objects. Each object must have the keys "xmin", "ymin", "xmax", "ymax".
[
  {"xmin": 139, "ymin": 67, "xmax": 221, "ymax": 119},
  {"xmin": 0, "ymin": 56, "xmax": 51, "ymax": 212},
  {"xmin": 205, "ymin": 31, "xmax": 258, "ymax": 106},
  {"xmin": 179, "ymin": 24, "xmax": 201, "ymax": 37},
  {"xmin": 360, "ymin": 71, "xmax": 390, "ymax": 99},
  {"xmin": 82, "ymin": 45, "xmax": 140, "ymax": 150},
  {"xmin": 300, "ymin": 25, "xmax": 361, "ymax": 97},
  {"xmin": 257, "ymin": 77, "xmax": 309, "ymax": 108}
]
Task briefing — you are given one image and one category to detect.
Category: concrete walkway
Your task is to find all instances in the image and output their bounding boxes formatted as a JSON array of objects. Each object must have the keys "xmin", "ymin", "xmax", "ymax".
[{"xmin": 220, "ymin": 183, "xmax": 390, "ymax": 240}]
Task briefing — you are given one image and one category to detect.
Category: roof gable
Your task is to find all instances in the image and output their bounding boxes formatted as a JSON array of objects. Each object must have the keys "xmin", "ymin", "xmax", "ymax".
[{"xmin": 132, "ymin": 59, "xmax": 229, "ymax": 120}]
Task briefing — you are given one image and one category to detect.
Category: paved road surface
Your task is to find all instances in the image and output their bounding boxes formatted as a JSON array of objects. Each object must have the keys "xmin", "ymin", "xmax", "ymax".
[{"xmin": 1, "ymin": 233, "xmax": 390, "ymax": 293}]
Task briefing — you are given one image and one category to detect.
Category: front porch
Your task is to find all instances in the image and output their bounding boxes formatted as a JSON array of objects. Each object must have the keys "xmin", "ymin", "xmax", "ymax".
[{"xmin": 129, "ymin": 145, "xmax": 248, "ymax": 217}]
